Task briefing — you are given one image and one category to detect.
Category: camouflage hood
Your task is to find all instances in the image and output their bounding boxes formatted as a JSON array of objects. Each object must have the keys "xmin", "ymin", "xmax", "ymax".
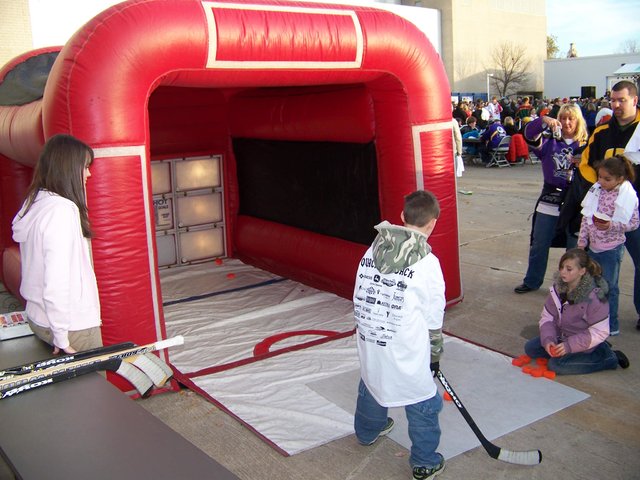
[{"xmin": 371, "ymin": 221, "xmax": 431, "ymax": 274}]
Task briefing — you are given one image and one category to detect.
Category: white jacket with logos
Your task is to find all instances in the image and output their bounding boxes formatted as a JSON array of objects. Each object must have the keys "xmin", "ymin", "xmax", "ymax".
[{"xmin": 353, "ymin": 222, "xmax": 445, "ymax": 407}]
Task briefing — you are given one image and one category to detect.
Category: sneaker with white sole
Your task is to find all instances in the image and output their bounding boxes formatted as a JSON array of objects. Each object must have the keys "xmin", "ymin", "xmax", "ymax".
[
  {"xmin": 413, "ymin": 456, "xmax": 445, "ymax": 479},
  {"xmin": 362, "ymin": 417, "xmax": 394, "ymax": 446}
]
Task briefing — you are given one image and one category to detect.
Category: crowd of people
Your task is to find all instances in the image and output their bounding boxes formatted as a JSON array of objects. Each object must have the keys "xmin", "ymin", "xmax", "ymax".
[
  {"xmin": 454, "ymin": 94, "xmax": 613, "ymax": 134},
  {"xmin": 455, "ymin": 94, "xmax": 617, "ymax": 167}
]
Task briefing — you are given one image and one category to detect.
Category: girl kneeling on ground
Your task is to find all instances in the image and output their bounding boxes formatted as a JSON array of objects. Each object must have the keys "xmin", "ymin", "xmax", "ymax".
[{"xmin": 524, "ymin": 248, "xmax": 629, "ymax": 374}]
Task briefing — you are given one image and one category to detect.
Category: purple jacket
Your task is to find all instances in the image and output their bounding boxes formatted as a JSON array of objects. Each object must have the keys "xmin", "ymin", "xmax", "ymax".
[
  {"xmin": 480, "ymin": 122, "xmax": 507, "ymax": 150},
  {"xmin": 540, "ymin": 277, "xmax": 609, "ymax": 354},
  {"xmin": 524, "ymin": 117, "xmax": 584, "ymax": 190}
]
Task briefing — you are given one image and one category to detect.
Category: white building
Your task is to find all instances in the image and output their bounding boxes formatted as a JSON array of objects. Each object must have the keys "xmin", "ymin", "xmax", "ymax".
[{"xmin": 545, "ymin": 53, "xmax": 640, "ymax": 99}]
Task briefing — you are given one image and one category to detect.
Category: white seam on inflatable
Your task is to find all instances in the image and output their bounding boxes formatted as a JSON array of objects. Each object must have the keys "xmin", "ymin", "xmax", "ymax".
[
  {"xmin": 93, "ymin": 145, "xmax": 164, "ymax": 350},
  {"xmin": 411, "ymin": 122, "xmax": 452, "ymax": 190},
  {"xmin": 202, "ymin": 1, "xmax": 363, "ymax": 69},
  {"xmin": 202, "ymin": 1, "xmax": 218, "ymax": 69}
]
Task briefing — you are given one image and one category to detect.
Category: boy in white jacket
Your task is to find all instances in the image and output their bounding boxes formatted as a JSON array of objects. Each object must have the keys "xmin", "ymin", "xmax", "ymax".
[{"xmin": 353, "ymin": 190, "xmax": 445, "ymax": 480}]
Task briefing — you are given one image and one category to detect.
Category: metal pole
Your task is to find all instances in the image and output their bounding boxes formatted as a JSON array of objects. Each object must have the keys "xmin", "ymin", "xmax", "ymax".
[{"xmin": 486, "ymin": 73, "xmax": 494, "ymax": 102}]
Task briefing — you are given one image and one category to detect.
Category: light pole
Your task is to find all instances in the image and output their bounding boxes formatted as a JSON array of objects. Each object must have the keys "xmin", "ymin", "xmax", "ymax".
[{"xmin": 486, "ymin": 73, "xmax": 494, "ymax": 102}]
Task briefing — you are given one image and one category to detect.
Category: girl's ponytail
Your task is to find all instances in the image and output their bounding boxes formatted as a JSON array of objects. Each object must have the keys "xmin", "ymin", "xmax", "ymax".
[
  {"xmin": 599, "ymin": 155, "xmax": 635, "ymax": 183},
  {"xmin": 585, "ymin": 255, "xmax": 602, "ymax": 278}
]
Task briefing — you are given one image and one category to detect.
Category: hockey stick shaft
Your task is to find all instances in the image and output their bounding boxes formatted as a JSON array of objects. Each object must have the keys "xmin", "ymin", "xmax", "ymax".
[
  {"xmin": 435, "ymin": 370, "xmax": 542, "ymax": 465},
  {"xmin": 0, "ymin": 342, "xmax": 136, "ymax": 378},
  {"xmin": 0, "ymin": 357, "xmax": 123, "ymax": 399},
  {"xmin": 0, "ymin": 336, "xmax": 184, "ymax": 396}
]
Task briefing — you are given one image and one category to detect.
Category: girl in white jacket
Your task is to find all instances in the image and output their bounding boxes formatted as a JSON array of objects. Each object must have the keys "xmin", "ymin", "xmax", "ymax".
[{"xmin": 12, "ymin": 134, "xmax": 102, "ymax": 354}]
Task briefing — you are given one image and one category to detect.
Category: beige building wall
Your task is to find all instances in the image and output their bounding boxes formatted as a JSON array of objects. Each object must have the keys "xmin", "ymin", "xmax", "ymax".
[
  {"xmin": 0, "ymin": 0, "xmax": 33, "ymax": 66},
  {"xmin": 408, "ymin": 0, "xmax": 546, "ymax": 98}
]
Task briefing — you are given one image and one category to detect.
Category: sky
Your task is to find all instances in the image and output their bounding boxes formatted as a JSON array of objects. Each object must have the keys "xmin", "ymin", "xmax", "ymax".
[{"xmin": 546, "ymin": 0, "xmax": 640, "ymax": 57}]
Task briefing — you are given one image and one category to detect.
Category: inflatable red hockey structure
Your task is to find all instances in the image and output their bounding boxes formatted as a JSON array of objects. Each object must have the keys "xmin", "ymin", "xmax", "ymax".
[{"xmin": 0, "ymin": 0, "xmax": 461, "ymax": 362}]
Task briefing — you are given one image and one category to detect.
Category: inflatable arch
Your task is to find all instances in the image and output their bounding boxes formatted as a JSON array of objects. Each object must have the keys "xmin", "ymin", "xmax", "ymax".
[{"xmin": 0, "ymin": 0, "xmax": 461, "ymax": 362}]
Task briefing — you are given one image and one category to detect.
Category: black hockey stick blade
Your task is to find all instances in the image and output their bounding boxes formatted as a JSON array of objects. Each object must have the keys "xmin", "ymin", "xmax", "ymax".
[{"xmin": 435, "ymin": 370, "xmax": 542, "ymax": 465}]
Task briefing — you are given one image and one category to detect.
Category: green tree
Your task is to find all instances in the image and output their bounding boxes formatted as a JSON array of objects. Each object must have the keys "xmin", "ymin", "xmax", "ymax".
[{"xmin": 547, "ymin": 35, "xmax": 560, "ymax": 59}]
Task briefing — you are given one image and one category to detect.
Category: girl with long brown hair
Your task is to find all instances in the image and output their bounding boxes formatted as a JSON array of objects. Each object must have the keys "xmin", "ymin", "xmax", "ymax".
[{"xmin": 12, "ymin": 134, "xmax": 102, "ymax": 354}]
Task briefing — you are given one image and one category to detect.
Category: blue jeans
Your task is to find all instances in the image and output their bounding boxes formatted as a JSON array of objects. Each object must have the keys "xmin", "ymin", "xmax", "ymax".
[
  {"xmin": 589, "ymin": 244, "xmax": 624, "ymax": 333},
  {"xmin": 524, "ymin": 337, "xmax": 618, "ymax": 375},
  {"xmin": 625, "ymin": 228, "xmax": 640, "ymax": 316},
  {"xmin": 523, "ymin": 212, "xmax": 559, "ymax": 289},
  {"xmin": 355, "ymin": 379, "xmax": 443, "ymax": 468},
  {"xmin": 523, "ymin": 212, "xmax": 577, "ymax": 289}
]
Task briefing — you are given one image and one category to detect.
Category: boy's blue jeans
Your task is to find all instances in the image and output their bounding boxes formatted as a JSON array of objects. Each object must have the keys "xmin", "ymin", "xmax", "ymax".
[
  {"xmin": 354, "ymin": 379, "xmax": 443, "ymax": 468},
  {"xmin": 588, "ymin": 244, "xmax": 624, "ymax": 333},
  {"xmin": 524, "ymin": 336, "xmax": 618, "ymax": 375}
]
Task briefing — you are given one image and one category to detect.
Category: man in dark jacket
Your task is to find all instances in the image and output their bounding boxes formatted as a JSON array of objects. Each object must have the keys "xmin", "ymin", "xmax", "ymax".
[{"xmin": 557, "ymin": 80, "xmax": 640, "ymax": 333}]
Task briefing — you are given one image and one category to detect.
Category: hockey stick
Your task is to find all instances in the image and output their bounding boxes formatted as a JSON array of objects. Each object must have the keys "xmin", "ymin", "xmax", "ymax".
[
  {"xmin": 435, "ymin": 370, "xmax": 542, "ymax": 465},
  {"xmin": 0, "ymin": 336, "xmax": 184, "ymax": 399},
  {"xmin": 0, "ymin": 342, "xmax": 136, "ymax": 379},
  {"xmin": 0, "ymin": 356, "xmax": 153, "ymax": 399}
]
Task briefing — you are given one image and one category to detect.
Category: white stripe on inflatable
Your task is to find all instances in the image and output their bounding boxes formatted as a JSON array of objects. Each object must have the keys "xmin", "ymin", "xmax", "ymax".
[
  {"xmin": 92, "ymin": 145, "xmax": 166, "ymax": 360},
  {"xmin": 411, "ymin": 121, "xmax": 453, "ymax": 190}
]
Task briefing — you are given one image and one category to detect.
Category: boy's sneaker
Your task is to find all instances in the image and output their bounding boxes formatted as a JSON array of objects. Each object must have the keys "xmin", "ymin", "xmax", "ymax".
[
  {"xmin": 614, "ymin": 350, "xmax": 630, "ymax": 369},
  {"xmin": 362, "ymin": 417, "xmax": 394, "ymax": 446},
  {"xmin": 413, "ymin": 458, "xmax": 445, "ymax": 480},
  {"xmin": 610, "ymin": 329, "xmax": 620, "ymax": 336}
]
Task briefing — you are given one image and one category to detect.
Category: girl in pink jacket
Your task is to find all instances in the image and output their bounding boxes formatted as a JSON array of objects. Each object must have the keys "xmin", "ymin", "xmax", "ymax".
[
  {"xmin": 524, "ymin": 249, "xmax": 629, "ymax": 374},
  {"xmin": 578, "ymin": 155, "xmax": 639, "ymax": 335}
]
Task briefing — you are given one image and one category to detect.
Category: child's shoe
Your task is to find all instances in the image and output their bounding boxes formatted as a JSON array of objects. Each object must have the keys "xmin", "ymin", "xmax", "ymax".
[
  {"xmin": 615, "ymin": 350, "xmax": 630, "ymax": 369},
  {"xmin": 362, "ymin": 417, "xmax": 394, "ymax": 446},
  {"xmin": 413, "ymin": 457, "xmax": 445, "ymax": 479}
]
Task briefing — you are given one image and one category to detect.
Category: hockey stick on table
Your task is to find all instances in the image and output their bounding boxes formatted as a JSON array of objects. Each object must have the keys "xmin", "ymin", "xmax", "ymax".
[
  {"xmin": 0, "ymin": 341, "xmax": 136, "ymax": 379},
  {"xmin": 435, "ymin": 369, "xmax": 542, "ymax": 465},
  {"xmin": 0, "ymin": 336, "xmax": 184, "ymax": 399},
  {"xmin": 0, "ymin": 356, "xmax": 154, "ymax": 399}
]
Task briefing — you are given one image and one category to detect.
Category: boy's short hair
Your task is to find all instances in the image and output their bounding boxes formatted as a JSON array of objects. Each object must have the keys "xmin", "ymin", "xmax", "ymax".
[
  {"xmin": 466, "ymin": 116, "xmax": 477, "ymax": 125},
  {"xmin": 403, "ymin": 190, "xmax": 440, "ymax": 227}
]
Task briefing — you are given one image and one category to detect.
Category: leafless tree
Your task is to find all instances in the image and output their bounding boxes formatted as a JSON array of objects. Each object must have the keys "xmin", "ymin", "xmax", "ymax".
[
  {"xmin": 618, "ymin": 39, "xmax": 639, "ymax": 54},
  {"xmin": 489, "ymin": 42, "xmax": 531, "ymax": 97}
]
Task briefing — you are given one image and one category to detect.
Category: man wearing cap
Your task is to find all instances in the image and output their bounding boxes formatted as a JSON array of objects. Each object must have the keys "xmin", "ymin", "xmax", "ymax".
[{"xmin": 557, "ymin": 80, "xmax": 640, "ymax": 333}]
